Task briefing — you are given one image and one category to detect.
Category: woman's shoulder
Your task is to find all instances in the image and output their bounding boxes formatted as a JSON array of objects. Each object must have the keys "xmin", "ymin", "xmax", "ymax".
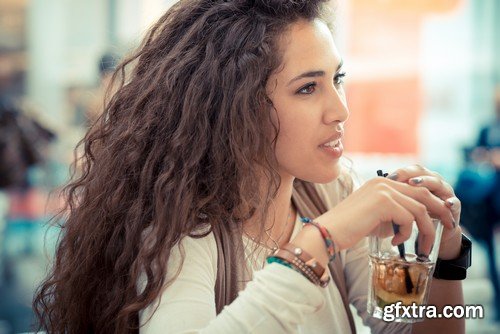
[
  {"xmin": 137, "ymin": 225, "xmax": 218, "ymax": 298},
  {"xmin": 181, "ymin": 224, "xmax": 218, "ymax": 259},
  {"xmin": 166, "ymin": 224, "xmax": 218, "ymax": 282}
]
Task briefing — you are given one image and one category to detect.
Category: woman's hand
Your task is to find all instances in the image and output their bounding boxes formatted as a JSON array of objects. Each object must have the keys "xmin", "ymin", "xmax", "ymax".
[
  {"xmin": 315, "ymin": 168, "xmax": 456, "ymax": 257},
  {"xmin": 387, "ymin": 165, "xmax": 463, "ymax": 260}
]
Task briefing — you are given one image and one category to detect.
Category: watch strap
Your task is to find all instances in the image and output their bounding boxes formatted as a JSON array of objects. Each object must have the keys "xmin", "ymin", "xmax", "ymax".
[{"xmin": 433, "ymin": 234, "xmax": 472, "ymax": 280}]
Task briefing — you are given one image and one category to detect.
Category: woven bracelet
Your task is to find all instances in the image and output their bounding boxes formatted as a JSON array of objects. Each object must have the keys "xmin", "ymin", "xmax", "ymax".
[
  {"xmin": 301, "ymin": 217, "xmax": 337, "ymax": 262},
  {"xmin": 266, "ymin": 256, "xmax": 293, "ymax": 269}
]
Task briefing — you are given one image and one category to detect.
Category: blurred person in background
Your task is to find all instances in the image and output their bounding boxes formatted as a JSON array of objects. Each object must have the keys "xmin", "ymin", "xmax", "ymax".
[
  {"xmin": 33, "ymin": 1, "xmax": 468, "ymax": 333},
  {"xmin": 474, "ymin": 86, "xmax": 500, "ymax": 198},
  {"xmin": 0, "ymin": 49, "xmax": 55, "ymax": 333},
  {"xmin": 0, "ymin": 49, "xmax": 57, "ymax": 190},
  {"xmin": 457, "ymin": 85, "xmax": 500, "ymax": 320}
]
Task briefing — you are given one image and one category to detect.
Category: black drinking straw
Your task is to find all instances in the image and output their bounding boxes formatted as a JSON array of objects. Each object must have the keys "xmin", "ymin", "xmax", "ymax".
[{"xmin": 377, "ymin": 170, "xmax": 414, "ymax": 294}]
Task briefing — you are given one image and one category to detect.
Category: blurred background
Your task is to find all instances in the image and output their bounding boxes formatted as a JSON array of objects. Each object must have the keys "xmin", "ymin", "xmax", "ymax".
[{"xmin": 0, "ymin": 0, "xmax": 499, "ymax": 333}]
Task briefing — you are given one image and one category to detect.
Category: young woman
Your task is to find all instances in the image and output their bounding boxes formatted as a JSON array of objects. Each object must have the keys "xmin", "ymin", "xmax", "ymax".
[{"xmin": 34, "ymin": 1, "xmax": 466, "ymax": 333}]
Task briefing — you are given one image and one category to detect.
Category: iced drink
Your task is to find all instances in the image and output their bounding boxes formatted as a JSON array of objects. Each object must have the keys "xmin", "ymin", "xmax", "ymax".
[
  {"xmin": 369, "ymin": 253, "xmax": 434, "ymax": 308},
  {"xmin": 368, "ymin": 219, "xmax": 443, "ymax": 322}
]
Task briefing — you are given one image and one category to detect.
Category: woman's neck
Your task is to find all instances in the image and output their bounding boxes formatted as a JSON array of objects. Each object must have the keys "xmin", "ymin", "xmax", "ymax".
[{"xmin": 243, "ymin": 175, "xmax": 297, "ymax": 249}]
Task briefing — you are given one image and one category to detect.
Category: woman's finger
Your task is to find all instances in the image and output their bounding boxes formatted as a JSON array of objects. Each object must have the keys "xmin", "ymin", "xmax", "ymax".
[
  {"xmin": 406, "ymin": 176, "xmax": 461, "ymax": 224},
  {"xmin": 444, "ymin": 196, "xmax": 461, "ymax": 224},
  {"xmin": 384, "ymin": 179, "xmax": 455, "ymax": 230},
  {"xmin": 378, "ymin": 197, "xmax": 415, "ymax": 246},
  {"xmin": 407, "ymin": 175, "xmax": 455, "ymax": 199},
  {"xmin": 387, "ymin": 164, "xmax": 432, "ymax": 182},
  {"xmin": 388, "ymin": 189, "xmax": 436, "ymax": 255}
]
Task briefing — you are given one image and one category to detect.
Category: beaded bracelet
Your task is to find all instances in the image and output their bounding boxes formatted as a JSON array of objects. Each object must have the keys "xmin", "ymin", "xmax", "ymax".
[
  {"xmin": 282, "ymin": 243, "xmax": 331, "ymax": 287},
  {"xmin": 272, "ymin": 249, "xmax": 323, "ymax": 286},
  {"xmin": 280, "ymin": 243, "xmax": 324, "ymax": 279},
  {"xmin": 301, "ymin": 217, "xmax": 337, "ymax": 262},
  {"xmin": 267, "ymin": 245, "xmax": 331, "ymax": 288}
]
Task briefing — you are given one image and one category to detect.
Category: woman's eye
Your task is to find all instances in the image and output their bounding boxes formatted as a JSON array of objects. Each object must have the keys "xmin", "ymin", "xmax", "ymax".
[
  {"xmin": 334, "ymin": 71, "xmax": 346, "ymax": 86},
  {"xmin": 297, "ymin": 83, "xmax": 316, "ymax": 95}
]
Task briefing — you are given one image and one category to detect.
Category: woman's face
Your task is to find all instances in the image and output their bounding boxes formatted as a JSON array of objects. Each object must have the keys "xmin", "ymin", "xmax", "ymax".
[{"xmin": 267, "ymin": 19, "xmax": 349, "ymax": 184}]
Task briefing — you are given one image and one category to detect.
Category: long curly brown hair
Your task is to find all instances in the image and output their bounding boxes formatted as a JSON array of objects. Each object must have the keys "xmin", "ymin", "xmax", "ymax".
[{"xmin": 33, "ymin": 0, "xmax": 331, "ymax": 333}]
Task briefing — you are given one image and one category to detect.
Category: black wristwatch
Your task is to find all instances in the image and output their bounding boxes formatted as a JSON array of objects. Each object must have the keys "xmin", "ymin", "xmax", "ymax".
[{"xmin": 433, "ymin": 234, "xmax": 472, "ymax": 280}]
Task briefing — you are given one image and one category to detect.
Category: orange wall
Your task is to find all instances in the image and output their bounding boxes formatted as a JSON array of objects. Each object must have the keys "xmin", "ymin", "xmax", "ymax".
[
  {"xmin": 343, "ymin": 0, "xmax": 462, "ymax": 154},
  {"xmin": 345, "ymin": 78, "xmax": 421, "ymax": 153}
]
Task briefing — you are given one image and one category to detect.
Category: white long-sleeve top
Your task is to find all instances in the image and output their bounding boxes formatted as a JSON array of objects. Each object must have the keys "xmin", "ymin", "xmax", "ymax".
[{"xmin": 139, "ymin": 210, "xmax": 413, "ymax": 333}]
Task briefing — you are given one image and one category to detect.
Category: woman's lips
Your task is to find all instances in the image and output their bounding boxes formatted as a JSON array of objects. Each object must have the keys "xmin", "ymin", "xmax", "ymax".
[{"xmin": 319, "ymin": 140, "xmax": 344, "ymax": 159}]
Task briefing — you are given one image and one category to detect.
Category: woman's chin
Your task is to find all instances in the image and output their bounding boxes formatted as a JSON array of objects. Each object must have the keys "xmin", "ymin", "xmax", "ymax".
[{"xmin": 296, "ymin": 164, "xmax": 342, "ymax": 184}]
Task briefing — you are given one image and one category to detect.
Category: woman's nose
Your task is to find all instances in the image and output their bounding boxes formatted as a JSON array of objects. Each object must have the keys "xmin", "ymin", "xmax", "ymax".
[{"xmin": 322, "ymin": 86, "xmax": 349, "ymax": 125}]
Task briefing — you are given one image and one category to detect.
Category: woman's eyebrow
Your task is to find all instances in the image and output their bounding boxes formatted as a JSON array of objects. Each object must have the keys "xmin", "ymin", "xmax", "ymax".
[
  {"xmin": 287, "ymin": 70, "xmax": 325, "ymax": 86},
  {"xmin": 286, "ymin": 59, "xmax": 344, "ymax": 87}
]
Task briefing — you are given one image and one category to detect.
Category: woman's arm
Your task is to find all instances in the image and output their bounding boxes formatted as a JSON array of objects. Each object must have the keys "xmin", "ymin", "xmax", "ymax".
[
  {"xmin": 411, "ymin": 228, "xmax": 464, "ymax": 334},
  {"xmin": 139, "ymin": 233, "xmax": 325, "ymax": 333}
]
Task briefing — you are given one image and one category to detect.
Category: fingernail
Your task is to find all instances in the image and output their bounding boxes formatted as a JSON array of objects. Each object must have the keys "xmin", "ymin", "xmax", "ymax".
[
  {"xmin": 446, "ymin": 198, "xmax": 454, "ymax": 207},
  {"xmin": 387, "ymin": 173, "xmax": 398, "ymax": 180},
  {"xmin": 410, "ymin": 177, "xmax": 423, "ymax": 184}
]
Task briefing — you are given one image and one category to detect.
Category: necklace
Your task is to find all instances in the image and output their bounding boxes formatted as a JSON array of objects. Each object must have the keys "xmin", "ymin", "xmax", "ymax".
[
  {"xmin": 265, "ymin": 206, "xmax": 292, "ymax": 251},
  {"xmin": 246, "ymin": 203, "xmax": 293, "ymax": 251}
]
